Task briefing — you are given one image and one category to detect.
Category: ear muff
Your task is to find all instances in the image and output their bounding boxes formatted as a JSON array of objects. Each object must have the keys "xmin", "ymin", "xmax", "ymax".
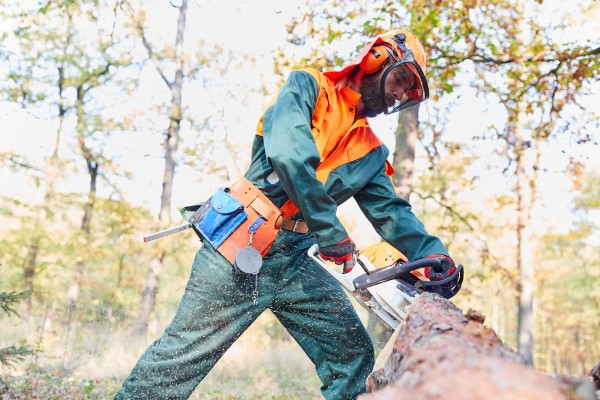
[{"xmin": 359, "ymin": 45, "xmax": 396, "ymax": 74}]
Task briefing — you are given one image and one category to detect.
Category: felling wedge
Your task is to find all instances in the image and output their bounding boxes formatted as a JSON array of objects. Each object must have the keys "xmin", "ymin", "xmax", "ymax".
[{"xmin": 308, "ymin": 241, "xmax": 464, "ymax": 332}]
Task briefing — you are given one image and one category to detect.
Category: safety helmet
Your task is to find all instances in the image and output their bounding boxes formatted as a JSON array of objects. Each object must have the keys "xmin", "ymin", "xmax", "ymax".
[{"xmin": 324, "ymin": 29, "xmax": 429, "ymax": 114}]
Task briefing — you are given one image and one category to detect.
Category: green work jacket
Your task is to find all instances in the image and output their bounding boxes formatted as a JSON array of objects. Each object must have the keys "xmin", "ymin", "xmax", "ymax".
[{"xmin": 245, "ymin": 68, "xmax": 447, "ymax": 261}]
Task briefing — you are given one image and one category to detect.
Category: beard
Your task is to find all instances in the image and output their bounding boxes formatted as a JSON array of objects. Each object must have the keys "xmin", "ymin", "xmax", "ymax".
[{"xmin": 359, "ymin": 71, "xmax": 385, "ymax": 118}]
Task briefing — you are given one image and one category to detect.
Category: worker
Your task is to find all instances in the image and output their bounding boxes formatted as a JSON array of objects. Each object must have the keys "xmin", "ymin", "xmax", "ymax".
[{"xmin": 115, "ymin": 29, "xmax": 458, "ymax": 400}]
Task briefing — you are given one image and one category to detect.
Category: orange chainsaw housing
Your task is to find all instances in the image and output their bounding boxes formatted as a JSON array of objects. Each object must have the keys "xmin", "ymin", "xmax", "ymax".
[{"xmin": 359, "ymin": 242, "xmax": 429, "ymax": 281}]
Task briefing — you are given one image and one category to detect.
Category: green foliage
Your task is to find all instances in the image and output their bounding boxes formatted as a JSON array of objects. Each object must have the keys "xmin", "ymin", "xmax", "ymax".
[
  {"xmin": 0, "ymin": 343, "xmax": 36, "ymax": 368},
  {"xmin": 0, "ymin": 367, "xmax": 118, "ymax": 400},
  {"xmin": 0, "ymin": 291, "xmax": 30, "ymax": 317},
  {"xmin": 281, "ymin": 0, "xmax": 599, "ymax": 371},
  {"xmin": 0, "ymin": 0, "xmax": 598, "ymax": 394},
  {"xmin": 0, "ymin": 292, "xmax": 35, "ymax": 368},
  {"xmin": 573, "ymin": 173, "xmax": 600, "ymax": 210},
  {"xmin": 536, "ymin": 236, "xmax": 600, "ymax": 373}
]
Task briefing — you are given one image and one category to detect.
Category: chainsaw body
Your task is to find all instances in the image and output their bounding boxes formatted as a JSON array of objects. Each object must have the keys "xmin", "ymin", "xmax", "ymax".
[{"xmin": 308, "ymin": 242, "xmax": 463, "ymax": 331}]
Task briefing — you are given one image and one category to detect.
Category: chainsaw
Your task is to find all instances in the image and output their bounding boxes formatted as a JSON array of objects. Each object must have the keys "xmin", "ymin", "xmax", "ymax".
[{"xmin": 308, "ymin": 242, "xmax": 464, "ymax": 331}]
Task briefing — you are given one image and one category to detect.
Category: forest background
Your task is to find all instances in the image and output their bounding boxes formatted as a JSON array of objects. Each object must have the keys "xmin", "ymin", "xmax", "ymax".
[{"xmin": 0, "ymin": 0, "xmax": 599, "ymax": 398}]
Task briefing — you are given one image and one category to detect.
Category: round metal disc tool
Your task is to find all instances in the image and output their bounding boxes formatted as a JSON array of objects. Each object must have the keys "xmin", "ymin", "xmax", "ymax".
[{"xmin": 234, "ymin": 247, "xmax": 263, "ymax": 275}]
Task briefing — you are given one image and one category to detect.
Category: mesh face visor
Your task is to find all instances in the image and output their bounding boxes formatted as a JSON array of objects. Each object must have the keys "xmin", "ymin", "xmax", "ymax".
[{"xmin": 379, "ymin": 43, "xmax": 429, "ymax": 114}]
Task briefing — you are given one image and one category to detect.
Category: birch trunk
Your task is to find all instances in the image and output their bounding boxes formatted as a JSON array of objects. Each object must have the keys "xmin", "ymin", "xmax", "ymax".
[
  {"xmin": 512, "ymin": 0, "xmax": 538, "ymax": 367},
  {"xmin": 133, "ymin": 0, "xmax": 188, "ymax": 336},
  {"xmin": 515, "ymin": 133, "xmax": 536, "ymax": 365}
]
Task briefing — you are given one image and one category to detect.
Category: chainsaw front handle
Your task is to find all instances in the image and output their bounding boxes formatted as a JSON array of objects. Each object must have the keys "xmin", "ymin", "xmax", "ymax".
[
  {"xmin": 343, "ymin": 250, "xmax": 359, "ymax": 273},
  {"xmin": 308, "ymin": 244, "xmax": 363, "ymax": 292}
]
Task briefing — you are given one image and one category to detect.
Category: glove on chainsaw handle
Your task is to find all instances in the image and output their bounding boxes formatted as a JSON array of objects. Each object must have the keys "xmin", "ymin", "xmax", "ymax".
[
  {"xmin": 424, "ymin": 254, "xmax": 456, "ymax": 281},
  {"xmin": 319, "ymin": 236, "xmax": 357, "ymax": 273},
  {"xmin": 342, "ymin": 255, "xmax": 357, "ymax": 274}
]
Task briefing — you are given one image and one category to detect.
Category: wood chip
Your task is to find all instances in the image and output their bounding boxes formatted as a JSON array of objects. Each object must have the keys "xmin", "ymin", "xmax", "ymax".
[{"xmin": 466, "ymin": 308, "xmax": 486, "ymax": 323}]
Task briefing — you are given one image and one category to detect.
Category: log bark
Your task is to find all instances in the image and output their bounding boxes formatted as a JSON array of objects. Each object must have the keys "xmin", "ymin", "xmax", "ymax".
[
  {"xmin": 362, "ymin": 293, "xmax": 597, "ymax": 400},
  {"xmin": 589, "ymin": 362, "xmax": 600, "ymax": 399},
  {"xmin": 590, "ymin": 362, "xmax": 600, "ymax": 390}
]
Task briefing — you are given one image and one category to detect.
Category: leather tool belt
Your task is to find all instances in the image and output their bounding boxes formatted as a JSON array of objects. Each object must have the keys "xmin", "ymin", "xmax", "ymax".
[{"xmin": 190, "ymin": 177, "xmax": 309, "ymax": 265}]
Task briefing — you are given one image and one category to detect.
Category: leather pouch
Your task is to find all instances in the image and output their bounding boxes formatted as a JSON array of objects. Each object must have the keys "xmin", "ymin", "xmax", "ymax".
[
  {"xmin": 194, "ymin": 189, "xmax": 247, "ymax": 248},
  {"xmin": 181, "ymin": 178, "xmax": 283, "ymax": 266}
]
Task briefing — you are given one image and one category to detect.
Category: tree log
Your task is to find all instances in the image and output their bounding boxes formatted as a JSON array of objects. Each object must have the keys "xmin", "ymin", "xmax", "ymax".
[
  {"xmin": 589, "ymin": 362, "xmax": 600, "ymax": 399},
  {"xmin": 361, "ymin": 293, "xmax": 597, "ymax": 400}
]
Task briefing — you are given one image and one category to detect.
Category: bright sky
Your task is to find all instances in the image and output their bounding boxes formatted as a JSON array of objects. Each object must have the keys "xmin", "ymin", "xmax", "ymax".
[{"xmin": 1, "ymin": 0, "xmax": 598, "ymax": 246}]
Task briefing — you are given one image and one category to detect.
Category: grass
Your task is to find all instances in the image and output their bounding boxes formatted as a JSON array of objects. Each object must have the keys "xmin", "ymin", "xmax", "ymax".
[
  {"xmin": 0, "ymin": 367, "xmax": 120, "ymax": 399},
  {"xmin": 1, "ymin": 311, "xmax": 324, "ymax": 399},
  {"xmin": 193, "ymin": 339, "xmax": 322, "ymax": 399}
]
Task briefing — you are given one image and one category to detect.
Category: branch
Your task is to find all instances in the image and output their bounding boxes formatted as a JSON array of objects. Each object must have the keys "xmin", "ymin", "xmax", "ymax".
[
  {"xmin": 431, "ymin": 44, "xmax": 600, "ymax": 68},
  {"xmin": 411, "ymin": 191, "xmax": 520, "ymax": 290},
  {"xmin": 412, "ymin": 190, "xmax": 475, "ymax": 231},
  {"xmin": 0, "ymin": 345, "xmax": 36, "ymax": 367},
  {"xmin": 0, "ymin": 291, "xmax": 31, "ymax": 317},
  {"xmin": 121, "ymin": 0, "xmax": 172, "ymax": 88},
  {"xmin": 565, "ymin": 45, "xmax": 600, "ymax": 59},
  {"xmin": 139, "ymin": 26, "xmax": 171, "ymax": 88},
  {"xmin": 1, "ymin": 154, "xmax": 41, "ymax": 173},
  {"xmin": 110, "ymin": 0, "xmax": 120, "ymax": 39}
]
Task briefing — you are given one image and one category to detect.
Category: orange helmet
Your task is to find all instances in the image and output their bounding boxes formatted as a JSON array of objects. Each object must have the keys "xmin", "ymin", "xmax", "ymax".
[{"xmin": 325, "ymin": 29, "xmax": 429, "ymax": 113}]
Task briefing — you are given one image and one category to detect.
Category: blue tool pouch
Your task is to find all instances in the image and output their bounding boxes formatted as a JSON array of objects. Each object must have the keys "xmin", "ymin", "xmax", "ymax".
[{"xmin": 188, "ymin": 189, "xmax": 247, "ymax": 248}]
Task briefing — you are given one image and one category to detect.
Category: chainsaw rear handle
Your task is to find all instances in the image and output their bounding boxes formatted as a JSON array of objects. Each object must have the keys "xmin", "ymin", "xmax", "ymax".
[
  {"xmin": 420, "ymin": 264, "xmax": 464, "ymax": 287},
  {"xmin": 421, "ymin": 264, "xmax": 464, "ymax": 286},
  {"xmin": 430, "ymin": 258, "xmax": 445, "ymax": 273}
]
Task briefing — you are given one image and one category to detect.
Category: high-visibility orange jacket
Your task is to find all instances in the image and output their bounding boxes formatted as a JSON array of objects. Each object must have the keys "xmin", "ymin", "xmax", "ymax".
[{"xmin": 244, "ymin": 68, "xmax": 447, "ymax": 260}]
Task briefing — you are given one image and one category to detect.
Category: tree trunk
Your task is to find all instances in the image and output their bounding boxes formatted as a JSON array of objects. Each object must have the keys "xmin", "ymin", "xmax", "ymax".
[
  {"xmin": 21, "ymin": 69, "xmax": 66, "ymax": 319},
  {"xmin": 367, "ymin": 104, "xmax": 421, "ymax": 348},
  {"xmin": 392, "ymin": 104, "xmax": 419, "ymax": 200},
  {"xmin": 133, "ymin": 252, "xmax": 164, "ymax": 336},
  {"xmin": 22, "ymin": 239, "xmax": 39, "ymax": 318},
  {"xmin": 116, "ymin": 254, "xmax": 125, "ymax": 288},
  {"xmin": 66, "ymin": 89, "xmax": 98, "ymax": 315},
  {"xmin": 133, "ymin": 0, "xmax": 188, "ymax": 337},
  {"xmin": 66, "ymin": 260, "xmax": 85, "ymax": 315},
  {"xmin": 512, "ymin": 0, "xmax": 537, "ymax": 367},
  {"xmin": 515, "ymin": 140, "xmax": 535, "ymax": 365},
  {"xmin": 362, "ymin": 293, "xmax": 596, "ymax": 400}
]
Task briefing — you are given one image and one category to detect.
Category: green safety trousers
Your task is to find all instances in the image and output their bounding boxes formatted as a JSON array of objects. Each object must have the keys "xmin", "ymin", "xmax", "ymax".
[{"xmin": 114, "ymin": 229, "xmax": 375, "ymax": 400}]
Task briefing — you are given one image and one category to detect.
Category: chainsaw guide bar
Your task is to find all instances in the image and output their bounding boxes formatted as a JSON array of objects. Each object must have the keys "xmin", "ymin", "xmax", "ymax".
[{"xmin": 309, "ymin": 244, "xmax": 420, "ymax": 331}]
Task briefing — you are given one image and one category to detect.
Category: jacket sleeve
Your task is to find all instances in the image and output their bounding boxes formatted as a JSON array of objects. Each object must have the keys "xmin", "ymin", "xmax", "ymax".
[
  {"xmin": 354, "ymin": 166, "xmax": 448, "ymax": 260},
  {"xmin": 262, "ymin": 70, "xmax": 348, "ymax": 247}
]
